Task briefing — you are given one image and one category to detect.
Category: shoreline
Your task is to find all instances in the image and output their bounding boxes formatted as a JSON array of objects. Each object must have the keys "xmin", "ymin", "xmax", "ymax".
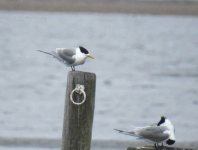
[
  {"xmin": 0, "ymin": 1, "xmax": 198, "ymax": 15},
  {"xmin": 0, "ymin": 137, "xmax": 198, "ymax": 149}
]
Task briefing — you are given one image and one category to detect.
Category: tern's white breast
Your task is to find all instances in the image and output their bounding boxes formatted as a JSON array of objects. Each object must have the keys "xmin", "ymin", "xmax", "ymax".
[{"xmin": 73, "ymin": 48, "xmax": 87, "ymax": 65}]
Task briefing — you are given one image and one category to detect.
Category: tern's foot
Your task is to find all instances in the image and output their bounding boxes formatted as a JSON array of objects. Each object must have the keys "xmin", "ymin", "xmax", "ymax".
[{"xmin": 154, "ymin": 144, "xmax": 165, "ymax": 150}]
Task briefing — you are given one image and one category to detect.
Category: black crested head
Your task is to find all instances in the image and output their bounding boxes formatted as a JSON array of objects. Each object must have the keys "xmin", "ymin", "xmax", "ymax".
[
  {"xmin": 166, "ymin": 139, "xmax": 175, "ymax": 145},
  {"xmin": 79, "ymin": 46, "xmax": 89, "ymax": 54},
  {"xmin": 157, "ymin": 116, "xmax": 166, "ymax": 126}
]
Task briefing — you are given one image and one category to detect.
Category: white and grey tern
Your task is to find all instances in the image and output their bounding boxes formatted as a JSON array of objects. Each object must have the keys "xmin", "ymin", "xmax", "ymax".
[
  {"xmin": 114, "ymin": 116, "xmax": 176, "ymax": 150},
  {"xmin": 37, "ymin": 46, "xmax": 94, "ymax": 71}
]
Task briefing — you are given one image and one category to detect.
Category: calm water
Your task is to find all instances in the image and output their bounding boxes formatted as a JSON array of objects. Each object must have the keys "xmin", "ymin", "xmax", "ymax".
[{"xmin": 0, "ymin": 11, "xmax": 198, "ymax": 143}]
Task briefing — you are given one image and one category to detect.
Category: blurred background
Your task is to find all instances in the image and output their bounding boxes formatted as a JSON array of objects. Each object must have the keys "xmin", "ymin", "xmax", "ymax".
[{"xmin": 0, "ymin": 0, "xmax": 198, "ymax": 150}]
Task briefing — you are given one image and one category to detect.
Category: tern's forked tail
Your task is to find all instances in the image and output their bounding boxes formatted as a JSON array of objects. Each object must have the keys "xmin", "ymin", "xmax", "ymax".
[
  {"xmin": 114, "ymin": 129, "xmax": 136, "ymax": 136},
  {"xmin": 37, "ymin": 50, "xmax": 53, "ymax": 56},
  {"xmin": 37, "ymin": 50, "xmax": 66, "ymax": 64}
]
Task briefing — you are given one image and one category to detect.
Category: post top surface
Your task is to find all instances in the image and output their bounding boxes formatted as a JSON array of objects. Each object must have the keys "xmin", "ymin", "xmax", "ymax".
[{"xmin": 68, "ymin": 71, "xmax": 96, "ymax": 77}]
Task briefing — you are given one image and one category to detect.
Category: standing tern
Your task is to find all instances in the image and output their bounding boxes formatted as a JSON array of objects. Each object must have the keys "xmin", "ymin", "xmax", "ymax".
[
  {"xmin": 114, "ymin": 116, "xmax": 176, "ymax": 150},
  {"xmin": 37, "ymin": 46, "xmax": 94, "ymax": 71}
]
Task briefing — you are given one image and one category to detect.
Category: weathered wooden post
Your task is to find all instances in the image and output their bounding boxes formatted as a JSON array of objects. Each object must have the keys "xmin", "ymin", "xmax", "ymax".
[{"xmin": 61, "ymin": 71, "xmax": 96, "ymax": 150}]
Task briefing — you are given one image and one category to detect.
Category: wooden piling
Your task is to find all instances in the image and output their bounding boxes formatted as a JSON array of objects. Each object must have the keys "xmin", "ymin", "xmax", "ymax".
[{"xmin": 61, "ymin": 71, "xmax": 96, "ymax": 150}]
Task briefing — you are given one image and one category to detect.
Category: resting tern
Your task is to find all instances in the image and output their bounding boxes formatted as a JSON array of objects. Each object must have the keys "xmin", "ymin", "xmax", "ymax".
[
  {"xmin": 38, "ymin": 46, "xmax": 94, "ymax": 71},
  {"xmin": 114, "ymin": 116, "xmax": 176, "ymax": 150}
]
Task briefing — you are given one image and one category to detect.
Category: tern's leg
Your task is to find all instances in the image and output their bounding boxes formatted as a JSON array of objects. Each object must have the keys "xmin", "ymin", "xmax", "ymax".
[
  {"xmin": 154, "ymin": 144, "xmax": 158, "ymax": 150},
  {"xmin": 160, "ymin": 143, "xmax": 164, "ymax": 149},
  {"xmin": 70, "ymin": 66, "xmax": 73, "ymax": 71},
  {"xmin": 71, "ymin": 66, "xmax": 75, "ymax": 71},
  {"xmin": 161, "ymin": 143, "xmax": 164, "ymax": 147}
]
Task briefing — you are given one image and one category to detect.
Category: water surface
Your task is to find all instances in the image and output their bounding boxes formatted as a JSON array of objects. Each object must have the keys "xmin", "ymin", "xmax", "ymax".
[{"xmin": 0, "ymin": 11, "xmax": 198, "ymax": 142}]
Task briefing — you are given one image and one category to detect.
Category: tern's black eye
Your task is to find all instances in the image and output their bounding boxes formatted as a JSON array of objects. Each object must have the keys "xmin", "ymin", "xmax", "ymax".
[{"xmin": 79, "ymin": 46, "xmax": 89, "ymax": 54}]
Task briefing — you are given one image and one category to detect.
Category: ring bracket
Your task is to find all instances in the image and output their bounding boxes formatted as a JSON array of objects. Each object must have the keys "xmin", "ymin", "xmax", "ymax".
[{"xmin": 70, "ymin": 84, "xmax": 86, "ymax": 105}]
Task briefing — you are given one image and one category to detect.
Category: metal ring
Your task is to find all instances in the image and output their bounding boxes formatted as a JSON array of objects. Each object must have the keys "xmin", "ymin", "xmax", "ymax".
[{"xmin": 70, "ymin": 84, "xmax": 86, "ymax": 105}]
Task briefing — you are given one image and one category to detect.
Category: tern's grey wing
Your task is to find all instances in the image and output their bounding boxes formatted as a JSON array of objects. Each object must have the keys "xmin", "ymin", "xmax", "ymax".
[
  {"xmin": 57, "ymin": 48, "xmax": 76, "ymax": 56},
  {"xmin": 136, "ymin": 126, "xmax": 169, "ymax": 143},
  {"xmin": 150, "ymin": 123, "xmax": 157, "ymax": 127},
  {"xmin": 56, "ymin": 48, "xmax": 76, "ymax": 65}
]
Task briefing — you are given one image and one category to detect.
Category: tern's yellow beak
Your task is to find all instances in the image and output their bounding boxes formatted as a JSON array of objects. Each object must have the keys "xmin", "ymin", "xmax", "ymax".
[{"xmin": 87, "ymin": 54, "xmax": 95, "ymax": 59}]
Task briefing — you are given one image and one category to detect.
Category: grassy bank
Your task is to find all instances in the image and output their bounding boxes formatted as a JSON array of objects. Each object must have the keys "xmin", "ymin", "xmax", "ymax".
[{"xmin": 0, "ymin": 1, "xmax": 198, "ymax": 15}]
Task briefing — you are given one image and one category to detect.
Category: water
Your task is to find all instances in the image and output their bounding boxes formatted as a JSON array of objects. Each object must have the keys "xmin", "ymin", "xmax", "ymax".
[{"xmin": 0, "ymin": 11, "xmax": 198, "ymax": 143}]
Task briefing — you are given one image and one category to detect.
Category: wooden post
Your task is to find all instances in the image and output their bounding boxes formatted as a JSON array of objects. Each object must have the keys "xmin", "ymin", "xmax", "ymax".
[{"xmin": 61, "ymin": 71, "xmax": 96, "ymax": 150}]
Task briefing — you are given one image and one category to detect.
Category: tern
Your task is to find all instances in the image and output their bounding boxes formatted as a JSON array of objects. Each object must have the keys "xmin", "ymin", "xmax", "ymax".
[
  {"xmin": 114, "ymin": 116, "xmax": 176, "ymax": 150},
  {"xmin": 37, "ymin": 46, "xmax": 94, "ymax": 71}
]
